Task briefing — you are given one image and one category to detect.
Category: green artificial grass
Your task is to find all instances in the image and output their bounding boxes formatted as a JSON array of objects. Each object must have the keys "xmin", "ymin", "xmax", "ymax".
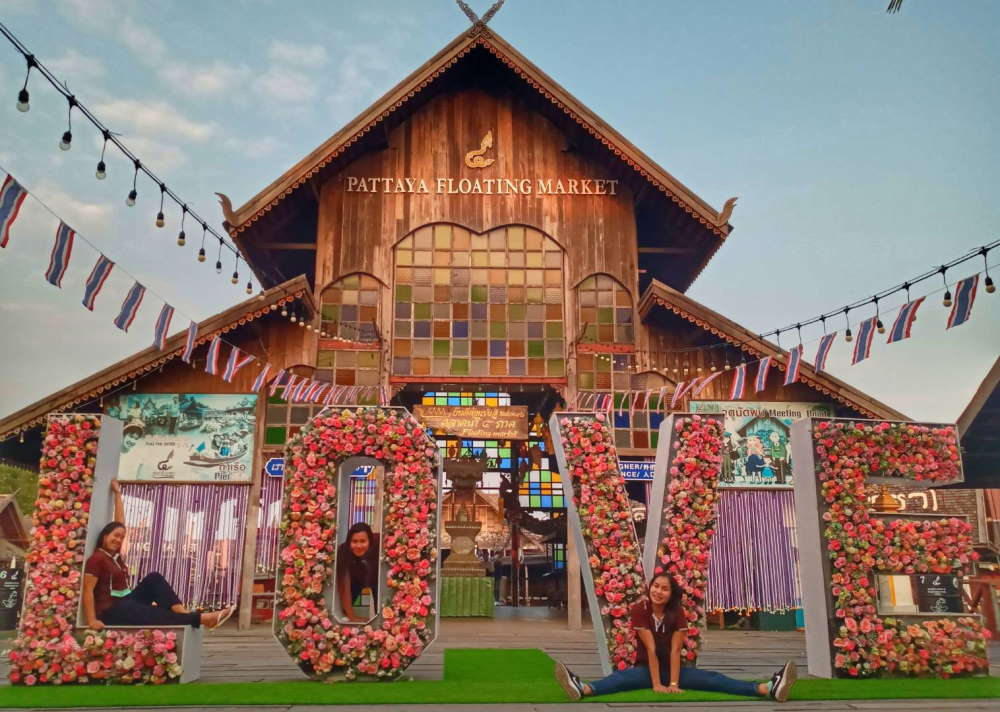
[{"xmin": 0, "ymin": 648, "xmax": 996, "ymax": 708}]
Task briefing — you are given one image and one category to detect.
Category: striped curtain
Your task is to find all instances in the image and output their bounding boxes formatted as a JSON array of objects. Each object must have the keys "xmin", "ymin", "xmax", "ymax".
[
  {"xmin": 706, "ymin": 489, "xmax": 802, "ymax": 612},
  {"xmin": 121, "ymin": 483, "xmax": 249, "ymax": 609},
  {"xmin": 254, "ymin": 475, "xmax": 285, "ymax": 577}
]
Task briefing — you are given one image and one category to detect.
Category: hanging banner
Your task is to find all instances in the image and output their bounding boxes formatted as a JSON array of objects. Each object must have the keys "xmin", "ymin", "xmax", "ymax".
[
  {"xmin": 414, "ymin": 404, "xmax": 528, "ymax": 439},
  {"xmin": 105, "ymin": 393, "xmax": 257, "ymax": 483},
  {"xmin": 688, "ymin": 400, "xmax": 834, "ymax": 488}
]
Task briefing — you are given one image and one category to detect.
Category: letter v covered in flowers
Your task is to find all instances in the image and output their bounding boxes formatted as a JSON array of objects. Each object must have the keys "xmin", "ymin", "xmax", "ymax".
[
  {"xmin": 274, "ymin": 406, "xmax": 442, "ymax": 681},
  {"xmin": 790, "ymin": 418, "xmax": 989, "ymax": 679},
  {"xmin": 549, "ymin": 412, "xmax": 725, "ymax": 675}
]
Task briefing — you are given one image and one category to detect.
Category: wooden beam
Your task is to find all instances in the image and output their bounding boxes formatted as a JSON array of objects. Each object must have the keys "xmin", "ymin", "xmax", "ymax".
[
  {"xmin": 638, "ymin": 247, "xmax": 696, "ymax": 255},
  {"xmin": 238, "ymin": 395, "xmax": 267, "ymax": 630},
  {"xmin": 259, "ymin": 242, "xmax": 317, "ymax": 250}
]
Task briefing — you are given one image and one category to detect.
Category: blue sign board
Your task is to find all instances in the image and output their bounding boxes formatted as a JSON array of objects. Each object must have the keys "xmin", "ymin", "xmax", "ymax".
[
  {"xmin": 264, "ymin": 458, "xmax": 284, "ymax": 477},
  {"xmin": 619, "ymin": 460, "xmax": 655, "ymax": 481}
]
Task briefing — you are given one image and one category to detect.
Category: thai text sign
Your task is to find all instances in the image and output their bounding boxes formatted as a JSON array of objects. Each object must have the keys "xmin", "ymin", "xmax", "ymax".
[
  {"xmin": 414, "ymin": 405, "xmax": 528, "ymax": 439},
  {"xmin": 106, "ymin": 393, "xmax": 257, "ymax": 483}
]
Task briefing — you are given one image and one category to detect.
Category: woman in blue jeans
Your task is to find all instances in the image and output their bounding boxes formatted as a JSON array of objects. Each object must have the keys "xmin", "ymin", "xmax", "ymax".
[{"xmin": 555, "ymin": 572, "xmax": 797, "ymax": 702}]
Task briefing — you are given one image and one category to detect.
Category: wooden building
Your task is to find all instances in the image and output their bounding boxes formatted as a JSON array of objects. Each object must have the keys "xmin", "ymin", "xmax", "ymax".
[{"xmin": 0, "ymin": 25, "xmax": 908, "ymax": 624}]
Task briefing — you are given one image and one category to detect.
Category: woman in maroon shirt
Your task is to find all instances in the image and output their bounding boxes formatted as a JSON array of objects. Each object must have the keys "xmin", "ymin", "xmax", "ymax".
[
  {"xmin": 554, "ymin": 572, "xmax": 798, "ymax": 702},
  {"xmin": 82, "ymin": 480, "xmax": 235, "ymax": 630}
]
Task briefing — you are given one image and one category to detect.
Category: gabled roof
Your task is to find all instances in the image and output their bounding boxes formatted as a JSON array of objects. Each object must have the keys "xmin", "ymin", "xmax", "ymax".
[
  {"xmin": 223, "ymin": 26, "xmax": 735, "ymax": 290},
  {"xmin": 638, "ymin": 279, "xmax": 907, "ymax": 420},
  {"xmin": 956, "ymin": 356, "xmax": 1000, "ymax": 487},
  {"xmin": 0, "ymin": 276, "xmax": 314, "ymax": 440}
]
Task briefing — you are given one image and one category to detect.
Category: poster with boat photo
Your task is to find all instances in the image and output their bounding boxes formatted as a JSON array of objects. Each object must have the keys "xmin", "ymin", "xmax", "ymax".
[
  {"xmin": 105, "ymin": 393, "xmax": 257, "ymax": 483},
  {"xmin": 688, "ymin": 400, "xmax": 835, "ymax": 488}
]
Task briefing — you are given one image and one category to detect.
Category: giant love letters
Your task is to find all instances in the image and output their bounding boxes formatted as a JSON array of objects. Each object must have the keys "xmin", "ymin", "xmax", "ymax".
[
  {"xmin": 791, "ymin": 418, "xmax": 989, "ymax": 678},
  {"xmin": 549, "ymin": 411, "xmax": 725, "ymax": 675},
  {"xmin": 9, "ymin": 414, "xmax": 198, "ymax": 685},
  {"xmin": 273, "ymin": 406, "xmax": 442, "ymax": 680}
]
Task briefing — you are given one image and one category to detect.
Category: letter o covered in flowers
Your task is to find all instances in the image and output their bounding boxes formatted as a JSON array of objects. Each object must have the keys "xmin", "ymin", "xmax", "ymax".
[
  {"xmin": 791, "ymin": 418, "xmax": 989, "ymax": 679},
  {"xmin": 9, "ymin": 414, "xmax": 184, "ymax": 686},
  {"xmin": 274, "ymin": 406, "xmax": 441, "ymax": 680}
]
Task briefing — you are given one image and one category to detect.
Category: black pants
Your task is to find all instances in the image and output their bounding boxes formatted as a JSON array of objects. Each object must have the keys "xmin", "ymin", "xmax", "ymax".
[{"xmin": 99, "ymin": 572, "xmax": 201, "ymax": 627}]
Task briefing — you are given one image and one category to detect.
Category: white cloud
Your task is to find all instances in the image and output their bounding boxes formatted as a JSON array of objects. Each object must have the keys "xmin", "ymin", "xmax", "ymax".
[
  {"xmin": 268, "ymin": 40, "xmax": 329, "ymax": 67},
  {"xmin": 112, "ymin": 134, "xmax": 189, "ymax": 174},
  {"xmin": 253, "ymin": 66, "xmax": 317, "ymax": 105},
  {"xmin": 159, "ymin": 60, "xmax": 251, "ymax": 97},
  {"xmin": 326, "ymin": 43, "xmax": 391, "ymax": 118},
  {"xmin": 119, "ymin": 17, "xmax": 167, "ymax": 62},
  {"xmin": 46, "ymin": 49, "xmax": 107, "ymax": 86},
  {"xmin": 57, "ymin": 0, "xmax": 123, "ymax": 31},
  {"xmin": 31, "ymin": 179, "xmax": 112, "ymax": 235},
  {"xmin": 94, "ymin": 99, "xmax": 217, "ymax": 142},
  {"xmin": 223, "ymin": 135, "xmax": 284, "ymax": 160}
]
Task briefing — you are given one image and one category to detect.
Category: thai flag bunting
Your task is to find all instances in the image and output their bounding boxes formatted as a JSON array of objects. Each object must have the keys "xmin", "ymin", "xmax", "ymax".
[
  {"xmin": 292, "ymin": 378, "xmax": 311, "ymax": 402},
  {"xmin": 947, "ymin": 275, "xmax": 979, "ymax": 329},
  {"xmin": 0, "ymin": 174, "xmax": 28, "ymax": 248},
  {"xmin": 693, "ymin": 371, "xmax": 723, "ymax": 396},
  {"xmin": 851, "ymin": 316, "xmax": 878, "ymax": 365},
  {"xmin": 222, "ymin": 345, "xmax": 255, "ymax": 383},
  {"xmin": 755, "ymin": 357, "xmax": 772, "ymax": 392},
  {"xmin": 658, "ymin": 385, "xmax": 669, "ymax": 411},
  {"xmin": 113, "ymin": 281, "xmax": 145, "ymax": 332},
  {"xmin": 311, "ymin": 383, "xmax": 329, "ymax": 403},
  {"xmin": 204, "ymin": 335, "xmax": 222, "ymax": 375},
  {"xmin": 380, "ymin": 386, "xmax": 389, "ymax": 406},
  {"xmin": 325, "ymin": 385, "xmax": 339, "ymax": 405},
  {"xmin": 783, "ymin": 345, "xmax": 803, "ymax": 386},
  {"xmin": 670, "ymin": 381, "xmax": 686, "ymax": 410},
  {"xmin": 152, "ymin": 304, "xmax": 174, "ymax": 350},
  {"xmin": 887, "ymin": 297, "xmax": 924, "ymax": 343},
  {"xmin": 813, "ymin": 332, "xmax": 837, "ymax": 373},
  {"xmin": 81, "ymin": 254, "xmax": 114, "ymax": 310},
  {"xmin": 268, "ymin": 369, "xmax": 287, "ymax": 397},
  {"xmin": 181, "ymin": 321, "xmax": 198, "ymax": 363},
  {"xmin": 45, "ymin": 222, "xmax": 74, "ymax": 287},
  {"xmin": 730, "ymin": 364, "xmax": 747, "ymax": 400},
  {"xmin": 251, "ymin": 363, "xmax": 272, "ymax": 392},
  {"xmin": 303, "ymin": 380, "xmax": 322, "ymax": 402},
  {"xmin": 280, "ymin": 374, "xmax": 298, "ymax": 400},
  {"xmin": 682, "ymin": 377, "xmax": 703, "ymax": 399}
]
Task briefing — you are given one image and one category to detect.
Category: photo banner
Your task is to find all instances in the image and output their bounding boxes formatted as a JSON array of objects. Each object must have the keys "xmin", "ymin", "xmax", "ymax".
[
  {"xmin": 105, "ymin": 393, "xmax": 257, "ymax": 483},
  {"xmin": 689, "ymin": 400, "xmax": 834, "ymax": 488}
]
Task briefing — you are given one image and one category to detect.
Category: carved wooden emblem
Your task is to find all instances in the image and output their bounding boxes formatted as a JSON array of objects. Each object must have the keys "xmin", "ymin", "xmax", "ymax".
[{"xmin": 464, "ymin": 130, "xmax": 495, "ymax": 169}]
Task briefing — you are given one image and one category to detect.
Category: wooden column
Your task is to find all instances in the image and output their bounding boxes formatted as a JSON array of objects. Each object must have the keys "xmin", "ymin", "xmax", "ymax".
[
  {"xmin": 566, "ymin": 519, "xmax": 582, "ymax": 630},
  {"xmin": 237, "ymin": 394, "xmax": 267, "ymax": 629}
]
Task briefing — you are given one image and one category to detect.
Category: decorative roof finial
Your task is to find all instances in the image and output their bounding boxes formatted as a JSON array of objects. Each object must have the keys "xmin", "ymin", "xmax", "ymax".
[{"xmin": 456, "ymin": 1, "xmax": 505, "ymax": 34}]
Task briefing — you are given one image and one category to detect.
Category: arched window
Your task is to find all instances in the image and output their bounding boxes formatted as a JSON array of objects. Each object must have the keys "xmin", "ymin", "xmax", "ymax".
[
  {"xmin": 575, "ymin": 274, "xmax": 635, "ymax": 393},
  {"xmin": 317, "ymin": 274, "xmax": 382, "ymax": 390},
  {"xmin": 392, "ymin": 225, "xmax": 565, "ymax": 379}
]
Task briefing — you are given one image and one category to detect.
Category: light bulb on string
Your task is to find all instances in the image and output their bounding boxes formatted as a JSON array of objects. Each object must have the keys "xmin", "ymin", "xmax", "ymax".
[
  {"xmin": 940, "ymin": 267, "xmax": 952, "ymax": 307},
  {"xmin": 981, "ymin": 248, "xmax": 995, "ymax": 294},
  {"xmin": 231, "ymin": 255, "xmax": 240, "ymax": 285},
  {"xmin": 126, "ymin": 159, "xmax": 140, "ymax": 206},
  {"xmin": 197, "ymin": 222, "xmax": 207, "ymax": 262},
  {"xmin": 95, "ymin": 130, "xmax": 110, "ymax": 179},
  {"xmin": 843, "ymin": 308, "xmax": 853, "ymax": 342},
  {"xmin": 258, "ymin": 290, "xmax": 266, "ymax": 301},
  {"xmin": 155, "ymin": 184, "xmax": 166, "ymax": 227},
  {"xmin": 59, "ymin": 96, "xmax": 76, "ymax": 150},
  {"xmin": 874, "ymin": 297, "xmax": 885, "ymax": 334},
  {"xmin": 16, "ymin": 54, "xmax": 35, "ymax": 112},
  {"xmin": 177, "ymin": 206, "xmax": 187, "ymax": 246},
  {"xmin": 214, "ymin": 238, "xmax": 223, "ymax": 274},
  {"xmin": 246, "ymin": 281, "xmax": 253, "ymax": 295}
]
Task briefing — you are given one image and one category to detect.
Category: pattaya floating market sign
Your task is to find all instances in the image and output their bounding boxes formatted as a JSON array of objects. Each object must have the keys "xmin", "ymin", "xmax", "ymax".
[
  {"xmin": 414, "ymin": 404, "xmax": 528, "ymax": 439},
  {"xmin": 344, "ymin": 176, "xmax": 620, "ymax": 196}
]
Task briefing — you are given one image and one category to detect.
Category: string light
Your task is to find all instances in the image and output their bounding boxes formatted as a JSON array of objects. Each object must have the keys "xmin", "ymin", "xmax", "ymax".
[
  {"xmin": 281, "ymin": 304, "xmax": 288, "ymax": 317},
  {"xmin": 874, "ymin": 297, "xmax": 885, "ymax": 334},
  {"xmin": 126, "ymin": 159, "xmax": 140, "ymax": 206},
  {"xmin": 843, "ymin": 308, "xmax": 853, "ymax": 342},
  {"xmin": 214, "ymin": 238, "xmax": 223, "ymax": 274},
  {"xmin": 231, "ymin": 254, "xmax": 239, "ymax": 285},
  {"xmin": 246, "ymin": 280, "xmax": 253, "ymax": 295},
  {"xmin": 940, "ymin": 267, "xmax": 951, "ymax": 307},
  {"xmin": 155, "ymin": 184, "xmax": 166, "ymax": 227},
  {"xmin": 15, "ymin": 53, "xmax": 34, "ymax": 111},
  {"xmin": 177, "ymin": 206, "xmax": 187, "ymax": 246},
  {"xmin": 197, "ymin": 222, "xmax": 207, "ymax": 262},
  {"xmin": 58, "ymin": 95, "xmax": 76, "ymax": 150},
  {"xmin": 982, "ymin": 248, "xmax": 995, "ymax": 294},
  {"xmin": 95, "ymin": 129, "xmax": 110, "ymax": 179}
]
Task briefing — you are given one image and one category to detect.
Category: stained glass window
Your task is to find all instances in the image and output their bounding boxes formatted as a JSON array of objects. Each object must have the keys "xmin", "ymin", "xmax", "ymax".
[
  {"xmin": 320, "ymin": 274, "xmax": 380, "ymax": 341},
  {"xmin": 421, "ymin": 391, "xmax": 512, "ymax": 407},
  {"xmin": 517, "ymin": 437, "xmax": 564, "ymax": 509},
  {"xmin": 263, "ymin": 394, "xmax": 323, "ymax": 447},
  {"xmin": 611, "ymin": 393, "xmax": 667, "ymax": 450},
  {"xmin": 576, "ymin": 274, "xmax": 634, "ymax": 344},
  {"xmin": 393, "ymin": 225, "xmax": 565, "ymax": 378}
]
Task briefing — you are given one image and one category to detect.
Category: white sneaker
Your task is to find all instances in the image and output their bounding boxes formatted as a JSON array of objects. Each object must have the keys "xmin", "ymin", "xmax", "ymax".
[{"xmin": 554, "ymin": 661, "xmax": 585, "ymax": 700}]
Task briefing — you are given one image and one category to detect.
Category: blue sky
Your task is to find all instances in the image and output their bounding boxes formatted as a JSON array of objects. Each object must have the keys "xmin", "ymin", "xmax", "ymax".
[{"xmin": 0, "ymin": 0, "xmax": 997, "ymax": 423}]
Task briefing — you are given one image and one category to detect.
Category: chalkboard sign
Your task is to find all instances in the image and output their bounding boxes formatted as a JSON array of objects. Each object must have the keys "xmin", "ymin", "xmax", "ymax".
[
  {"xmin": 0, "ymin": 567, "xmax": 23, "ymax": 630},
  {"xmin": 911, "ymin": 574, "xmax": 963, "ymax": 614}
]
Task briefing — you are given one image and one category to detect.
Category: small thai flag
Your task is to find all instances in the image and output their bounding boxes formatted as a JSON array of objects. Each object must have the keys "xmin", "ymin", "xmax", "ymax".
[
  {"xmin": 0, "ymin": 174, "xmax": 28, "ymax": 248},
  {"xmin": 851, "ymin": 317, "xmax": 879, "ymax": 364},
  {"xmin": 311, "ymin": 383, "xmax": 329, "ymax": 403},
  {"xmin": 670, "ymin": 380, "xmax": 686, "ymax": 409},
  {"xmin": 814, "ymin": 332, "xmax": 837, "ymax": 373},
  {"xmin": 947, "ymin": 275, "xmax": 979, "ymax": 329},
  {"xmin": 693, "ymin": 371, "xmax": 722, "ymax": 396},
  {"xmin": 204, "ymin": 335, "xmax": 222, "ymax": 375},
  {"xmin": 325, "ymin": 385, "xmax": 339, "ymax": 405},
  {"xmin": 292, "ymin": 378, "xmax": 312, "ymax": 402},
  {"xmin": 152, "ymin": 304, "xmax": 174, "ymax": 350},
  {"xmin": 783, "ymin": 345, "xmax": 803, "ymax": 386},
  {"xmin": 281, "ymin": 374, "xmax": 298, "ymax": 400},
  {"xmin": 82, "ymin": 254, "xmax": 114, "ymax": 311},
  {"xmin": 251, "ymin": 363, "xmax": 272, "ymax": 392},
  {"xmin": 301, "ymin": 380, "xmax": 320, "ymax": 402},
  {"xmin": 755, "ymin": 357, "xmax": 772, "ymax": 393},
  {"xmin": 729, "ymin": 364, "xmax": 747, "ymax": 399},
  {"xmin": 181, "ymin": 321, "xmax": 198, "ymax": 363},
  {"xmin": 45, "ymin": 222, "xmax": 75, "ymax": 287},
  {"xmin": 222, "ymin": 345, "xmax": 255, "ymax": 383},
  {"xmin": 113, "ymin": 281, "xmax": 145, "ymax": 332},
  {"xmin": 887, "ymin": 297, "xmax": 924, "ymax": 343},
  {"xmin": 268, "ymin": 369, "xmax": 287, "ymax": 397}
]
